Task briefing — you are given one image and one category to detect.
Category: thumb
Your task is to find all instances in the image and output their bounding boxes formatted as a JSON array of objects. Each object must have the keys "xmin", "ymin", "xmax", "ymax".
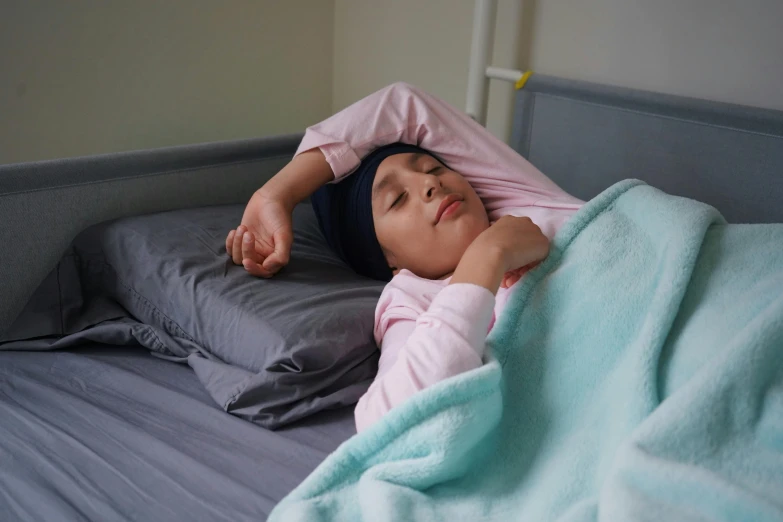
[{"xmin": 263, "ymin": 228, "xmax": 292, "ymax": 271}]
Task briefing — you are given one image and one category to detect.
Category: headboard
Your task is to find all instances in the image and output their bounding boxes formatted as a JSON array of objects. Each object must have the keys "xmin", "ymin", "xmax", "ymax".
[
  {"xmin": 0, "ymin": 134, "xmax": 301, "ymax": 334},
  {"xmin": 509, "ymin": 74, "xmax": 783, "ymax": 224}
]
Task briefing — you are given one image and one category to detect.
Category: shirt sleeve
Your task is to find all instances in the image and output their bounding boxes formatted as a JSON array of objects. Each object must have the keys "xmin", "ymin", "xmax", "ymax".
[
  {"xmin": 354, "ymin": 283, "xmax": 495, "ymax": 433},
  {"xmin": 295, "ymin": 81, "xmax": 583, "ymax": 217}
]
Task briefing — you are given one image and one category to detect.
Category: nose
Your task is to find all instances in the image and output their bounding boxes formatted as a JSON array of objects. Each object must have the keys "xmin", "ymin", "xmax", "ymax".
[{"xmin": 421, "ymin": 174, "xmax": 441, "ymax": 201}]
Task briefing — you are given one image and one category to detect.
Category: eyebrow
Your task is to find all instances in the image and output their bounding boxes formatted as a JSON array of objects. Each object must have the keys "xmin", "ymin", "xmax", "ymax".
[
  {"xmin": 406, "ymin": 152, "xmax": 423, "ymax": 168},
  {"xmin": 371, "ymin": 153, "xmax": 426, "ymax": 200},
  {"xmin": 372, "ymin": 171, "xmax": 399, "ymax": 201}
]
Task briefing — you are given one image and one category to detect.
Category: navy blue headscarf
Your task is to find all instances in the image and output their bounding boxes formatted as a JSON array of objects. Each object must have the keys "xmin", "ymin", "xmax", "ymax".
[{"xmin": 310, "ymin": 143, "xmax": 435, "ymax": 281}]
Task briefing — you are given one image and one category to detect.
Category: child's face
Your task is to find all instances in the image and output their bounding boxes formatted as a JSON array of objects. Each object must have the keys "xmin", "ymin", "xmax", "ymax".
[{"xmin": 371, "ymin": 152, "xmax": 489, "ymax": 280}]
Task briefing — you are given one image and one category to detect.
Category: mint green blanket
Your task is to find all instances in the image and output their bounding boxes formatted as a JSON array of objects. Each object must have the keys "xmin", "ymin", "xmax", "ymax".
[{"xmin": 270, "ymin": 180, "xmax": 783, "ymax": 521}]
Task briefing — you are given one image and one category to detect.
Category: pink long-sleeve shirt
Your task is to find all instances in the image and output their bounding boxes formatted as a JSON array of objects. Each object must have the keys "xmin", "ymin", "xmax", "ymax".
[{"xmin": 295, "ymin": 82, "xmax": 583, "ymax": 432}]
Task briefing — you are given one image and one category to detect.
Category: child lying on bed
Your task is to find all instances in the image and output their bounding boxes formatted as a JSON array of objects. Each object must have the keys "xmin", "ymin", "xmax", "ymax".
[{"xmin": 226, "ymin": 82, "xmax": 583, "ymax": 432}]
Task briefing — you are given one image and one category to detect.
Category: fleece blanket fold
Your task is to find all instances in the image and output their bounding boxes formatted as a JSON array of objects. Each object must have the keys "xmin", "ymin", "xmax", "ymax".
[{"xmin": 270, "ymin": 180, "xmax": 783, "ymax": 522}]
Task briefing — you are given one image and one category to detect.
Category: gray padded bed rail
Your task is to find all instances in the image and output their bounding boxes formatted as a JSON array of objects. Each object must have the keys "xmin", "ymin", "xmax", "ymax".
[
  {"xmin": 0, "ymin": 133, "xmax": 302, "ymax": 334},
  {"xmin": 510, "ymin": 74, "xmax": 783, "ymax": 225}
]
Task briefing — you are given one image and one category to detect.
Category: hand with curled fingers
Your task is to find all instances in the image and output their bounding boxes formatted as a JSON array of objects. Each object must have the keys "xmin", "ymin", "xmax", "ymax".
[
  {"xmin": 225, "ymin": 191, "xmax": 293, "ymax": 278},
  {"xmin": 477, "ymin": 215, "xmax": 549, "ymax": 289},
  {"xmin": 451, "ymin": 215, "xmax": 550, "ymax": 294}
]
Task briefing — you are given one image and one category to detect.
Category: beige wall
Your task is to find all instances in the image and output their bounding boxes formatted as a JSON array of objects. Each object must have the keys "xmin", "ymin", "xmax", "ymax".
[
  {"xmin": 0, "ymin": 1, "xmax": 334, "ymax": 165},
  {"xmin": 4, "ymin": 0, "xmax": 781, "ymax": 164},
  {"xmin": 333, "ymin": 0, "xmax": 783, "ymax": 142}
]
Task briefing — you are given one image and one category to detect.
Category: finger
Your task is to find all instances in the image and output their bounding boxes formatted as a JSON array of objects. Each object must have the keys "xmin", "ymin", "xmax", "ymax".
[
  {"xmin": 501, "ymin": 271, "xmax": 514, "ymax": 289},
  {"xmin": 225, "ymin": 230, "xmax": 235, "ymax": 256},
  {"xmin": 241, "ymin": 231, "xmax": 264, "ymax": 266},
  {"xmin": 263, "ymin": 228, "xmax": 293, "ymax": 273},
  {"xmin": 242, "ymin": 258, "xmax": 276, "ymax": 278},
  {"xmin": 501, "ymin": 267, "xmax": 526, "ymax": 289},
  {"xmin": 232, "ymin": 226, "xmax": 246, "ymax": 265}
]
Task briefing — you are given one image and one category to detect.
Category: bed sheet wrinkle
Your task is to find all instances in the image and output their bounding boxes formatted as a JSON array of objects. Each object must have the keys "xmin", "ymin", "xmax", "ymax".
[
  {"xmin": 1, "ymin": 347, "xmax": 357, "ymax": 521},
  {"xmin": 0, "ymin": 469, "xmax": 114, "ymax": 522},
  {"xmin": 0, "ymin": 484, "xmax": 38, "ymax": 522},
  {"xmin": 0, "ymin": 398, "xmax": 159, "ymax": 521},
  {"xmin": 1, "ymin": 374, "xmax": 194, "ymax": 494},
  {"xmin": 14, "ymin": 356, "xmax": 305, "ymax": 505},
  {"xmin": 2, "ymin": 384, "xmax": 255, "ymax": 521}
]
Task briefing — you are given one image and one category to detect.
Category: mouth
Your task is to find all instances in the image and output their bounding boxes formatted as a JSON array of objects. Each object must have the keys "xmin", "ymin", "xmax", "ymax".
[{"xmin": 435, "ymin": 194, "xmax": 463, "ymax": 224}]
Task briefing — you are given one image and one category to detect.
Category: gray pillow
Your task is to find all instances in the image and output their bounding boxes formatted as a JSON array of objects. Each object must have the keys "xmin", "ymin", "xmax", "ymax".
[{"xmin": 1, "ymin": 204, "xmax": 385, "ymax": 428}]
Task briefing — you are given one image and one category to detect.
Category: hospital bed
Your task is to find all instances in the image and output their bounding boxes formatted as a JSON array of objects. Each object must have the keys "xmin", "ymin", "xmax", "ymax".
[{"xmin": 2, "ymin": 7, "xmax": 783, "ymax": 522}]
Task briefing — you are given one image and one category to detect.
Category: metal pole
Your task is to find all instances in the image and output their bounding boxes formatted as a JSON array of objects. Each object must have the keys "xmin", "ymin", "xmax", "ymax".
[{"xmin": 465, "ymin": 0, "xmax": 497, "ymax": 125}]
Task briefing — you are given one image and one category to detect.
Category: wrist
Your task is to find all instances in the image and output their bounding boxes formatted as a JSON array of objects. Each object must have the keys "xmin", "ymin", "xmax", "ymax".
[
  {"xmin": 258, "ymin": 148, "xmax": 333, "ymax": 211},
  {"xmin": 255, "ymin": 185, "xmax": 296, "ymax": 213},
  {"xmin": 449, "ymin": 243, "xmax": 506, "ymax": 295},
  {"xmin": 481, "ymin": 243, "xmax": 512, "ymax": 272}
]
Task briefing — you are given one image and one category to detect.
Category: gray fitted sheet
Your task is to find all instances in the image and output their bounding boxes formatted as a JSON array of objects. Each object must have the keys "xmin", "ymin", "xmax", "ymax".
[{"xmin": 0, "ymin": 345, "xmax": 356, "ymax": 522}]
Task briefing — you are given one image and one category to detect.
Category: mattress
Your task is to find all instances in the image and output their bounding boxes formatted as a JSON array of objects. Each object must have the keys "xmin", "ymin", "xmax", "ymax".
[{"xmin": 0, "ymin": 344, "xmax": 356, "ymax": 521}]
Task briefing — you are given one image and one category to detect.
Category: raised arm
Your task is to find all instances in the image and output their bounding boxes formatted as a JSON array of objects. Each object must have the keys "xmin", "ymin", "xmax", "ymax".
[
  {"xmin": 297, "ymin": 82, "xmax": 581, "ymax": 217},
  {"xmin": 229, "ymin": 81, "xmax": 578, "ymax": 276}
]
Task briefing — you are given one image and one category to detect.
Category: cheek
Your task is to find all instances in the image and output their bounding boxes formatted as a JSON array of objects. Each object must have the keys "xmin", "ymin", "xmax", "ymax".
[
  {"xmin": 376, "ymin": 215, "xmax": 428, "ymax": 251},
  {"xmin": 455, "ymin": 215, "xmax": 486, "ymax": 246},
  {"xmin": 467, "ymin": 194, "xmax": 490, "ymax": 228}
]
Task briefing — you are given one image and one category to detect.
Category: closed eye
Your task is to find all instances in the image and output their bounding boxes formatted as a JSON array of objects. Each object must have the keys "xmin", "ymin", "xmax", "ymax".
[
  {"xmin": 390, "ymin": 192, "xmax": 405, "ymax": 209},
  {"xmin": 427, "ymin": 166, "xmax": 442, "ymax": 174}
]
